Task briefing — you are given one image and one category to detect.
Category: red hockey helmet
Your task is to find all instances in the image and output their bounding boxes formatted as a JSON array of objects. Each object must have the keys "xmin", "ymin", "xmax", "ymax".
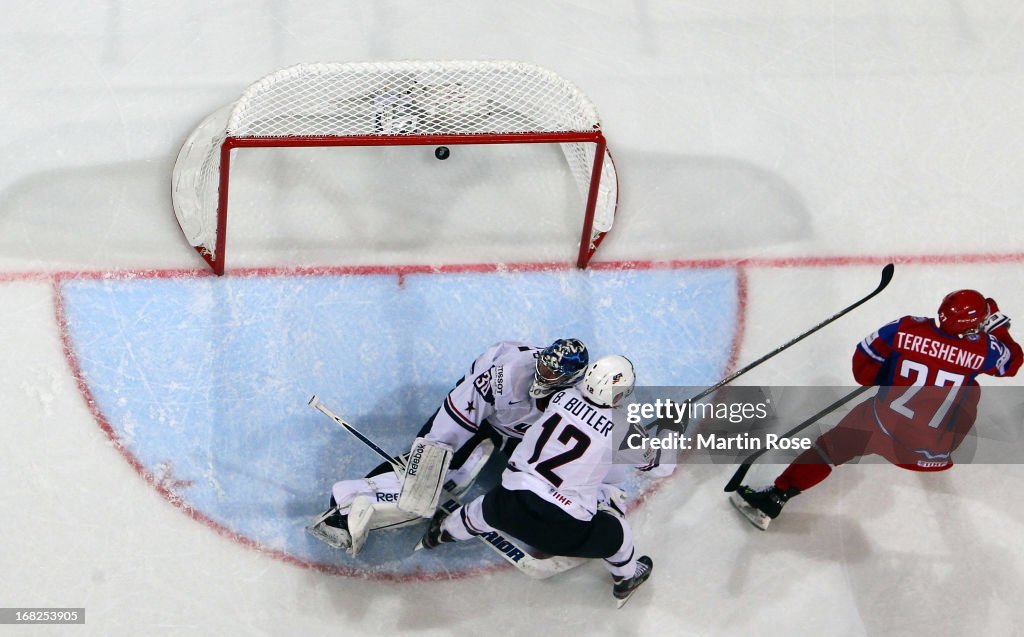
[{"xmin": 937, "ymin": 289, "xmax": 987, "ymax": 335}]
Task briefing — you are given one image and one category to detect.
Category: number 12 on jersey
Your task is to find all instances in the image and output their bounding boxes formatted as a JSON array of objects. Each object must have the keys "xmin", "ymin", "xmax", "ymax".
[{"xmin": 526, "ymin": 415, "xmax": 592, "ymax": 487}]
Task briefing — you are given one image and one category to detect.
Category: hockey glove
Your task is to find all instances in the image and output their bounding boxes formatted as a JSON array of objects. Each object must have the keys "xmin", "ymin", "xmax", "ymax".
[{"xmin": 981, "ymin": 297, "xmax": 1011, "ymax": 334}]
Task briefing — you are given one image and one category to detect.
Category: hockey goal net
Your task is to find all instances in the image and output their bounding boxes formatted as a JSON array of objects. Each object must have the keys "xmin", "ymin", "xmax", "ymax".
[{"xmin": 171, "ymin": 61, "xmax": 619, "ymax": 275}]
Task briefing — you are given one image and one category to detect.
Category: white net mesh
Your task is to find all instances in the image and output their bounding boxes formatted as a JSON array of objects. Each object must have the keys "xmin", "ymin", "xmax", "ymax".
[
  {"xmin": 171, "ymin": 105, "xmax": 232, "ymax": 254},
  {"xmin": 228, "ymin": 61, "xmax": 601, "ymax": 137},
  {"xmin": 172, "ymin": 61, "xmax": 617, "ymax": 266}
]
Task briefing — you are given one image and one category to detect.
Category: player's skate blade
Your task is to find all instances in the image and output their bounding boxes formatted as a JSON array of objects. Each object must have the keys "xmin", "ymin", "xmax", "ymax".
[
  {"xmin": 729, "ymin": 491, "xmax": 771, "ymax": 531},
  {"xmin": 614, "ymin": 555, "xmax": 653, "ymax": 608},
  {"xmin": 415, "ymin": 509, "xmax": 454, "ymax": 552}
]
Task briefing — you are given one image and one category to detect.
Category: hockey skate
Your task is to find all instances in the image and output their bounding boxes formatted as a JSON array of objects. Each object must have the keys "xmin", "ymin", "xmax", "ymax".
[
  {"xmin": 729, "ymin": 485, "xmax": 795, "ymax": 531},
  {"xmin": 415, "ymin": 508, "xmax": 457, "ymax": 551},
  {"xmin": 613, "ymin": 555, "xmax": 653, "ymax": 608},
  {"xmin": 306, "ymin": 507, "xmax": 352, "ymax": 550}
]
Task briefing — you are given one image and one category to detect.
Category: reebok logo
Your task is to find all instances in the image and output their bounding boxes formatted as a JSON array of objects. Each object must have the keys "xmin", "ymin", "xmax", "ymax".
[{"xmin": 408, "ymin": 445, "xmax": 424, "ymax": 476}]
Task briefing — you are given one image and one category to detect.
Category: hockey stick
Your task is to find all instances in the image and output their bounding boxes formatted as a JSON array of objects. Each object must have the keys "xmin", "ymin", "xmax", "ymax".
[
  {"xmin": 309, "ymin": 395, "xmax": 400, "ymax": 470},
  {"xmin": 308, "ymin": 395, "xmax": 584, "ymax": 579},
  {"xmin": 722, "ymin": 384, "xmax": 872, "ymax": 492},
  {"xmin": 646, "ymin": 263, "xmax": 894, "ymax": 435}
]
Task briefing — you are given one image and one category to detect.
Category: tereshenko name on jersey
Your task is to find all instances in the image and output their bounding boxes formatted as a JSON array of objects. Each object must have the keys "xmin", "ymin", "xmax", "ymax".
[{"xmin": 625, "ymin": 431, "xmax": 812, "ymax": 452}]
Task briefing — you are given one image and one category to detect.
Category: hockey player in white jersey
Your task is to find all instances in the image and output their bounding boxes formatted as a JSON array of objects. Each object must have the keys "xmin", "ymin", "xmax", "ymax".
[
  {"xmin": 418, "ymin": 355, "xmax": 653, "ymax": 606},
  {"xmin": 307, "ymin": 339, "xmax": 589, "ymax": 554}
]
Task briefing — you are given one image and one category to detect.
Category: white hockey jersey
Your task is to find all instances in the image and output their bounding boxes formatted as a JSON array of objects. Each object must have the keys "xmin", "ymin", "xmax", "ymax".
[
  {"xmin": 423, "ymin": 341, "xmax": 547, "ymax": 451},
  {"xmin": 502, "ymin": 385, "xmax": 627, "ymax": 521}
]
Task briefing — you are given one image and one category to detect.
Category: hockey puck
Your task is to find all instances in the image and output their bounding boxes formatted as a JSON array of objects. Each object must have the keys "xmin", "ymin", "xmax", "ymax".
[{"xmin": 434, "ymin": 146, "xmax": 450, "ymax": 160}]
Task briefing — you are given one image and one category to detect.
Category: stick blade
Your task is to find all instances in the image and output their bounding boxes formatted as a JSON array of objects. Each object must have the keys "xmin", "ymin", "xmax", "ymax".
[
  {"xmin": 308, "ymin": 394, "xmax": 320, "ymax": 408},
  {"xmin": 723, "ymin": 463, "xmax": 751, "ymax": 492},
  {"xmin": 878, "ymin": 263, "xmax": 895, "ymax": 289}
]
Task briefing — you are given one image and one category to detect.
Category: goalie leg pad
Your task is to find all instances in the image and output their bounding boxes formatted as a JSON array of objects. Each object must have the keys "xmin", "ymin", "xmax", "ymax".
[
  {"xmin": 346, "ymin": 496, "xmax": 375, "ymax": 556},
  {"xmin": 340, "ymin": 478, "xmax": 424, "ymax": 555},
  {"xmin": 398, "ymin": 437, "xmax": 453, "ymax": 517},
  {"xmin": 330, "ymin": 473, "xmax": 402, "ymax": 514}
]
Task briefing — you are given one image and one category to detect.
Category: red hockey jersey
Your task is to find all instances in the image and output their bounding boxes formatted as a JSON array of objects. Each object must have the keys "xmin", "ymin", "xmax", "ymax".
[{"xmin": 853, "ymin": 316, "xmax": 1021, "ymax": 461}]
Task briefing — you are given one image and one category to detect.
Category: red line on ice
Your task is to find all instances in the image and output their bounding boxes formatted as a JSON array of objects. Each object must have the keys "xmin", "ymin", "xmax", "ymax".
[{"xmin": 3, "ymin": 249, "xmax": 1023, "ymax": 283}]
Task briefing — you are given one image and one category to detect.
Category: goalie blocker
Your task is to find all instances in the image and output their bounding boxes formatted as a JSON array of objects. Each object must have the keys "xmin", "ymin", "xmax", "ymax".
[{"xmin": 398, "ymin": 437, "xmax": 454, "ymax": 518}]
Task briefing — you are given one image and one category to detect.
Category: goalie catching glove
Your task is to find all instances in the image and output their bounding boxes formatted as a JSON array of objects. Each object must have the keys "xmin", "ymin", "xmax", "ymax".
[{"xmin": 398, "ymin": 437, "xmax": 454, "ymax": 517}]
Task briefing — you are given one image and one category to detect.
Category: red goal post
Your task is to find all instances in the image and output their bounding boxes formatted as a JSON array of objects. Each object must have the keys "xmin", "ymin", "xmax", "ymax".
[{"xmin": 171, "ymin": 61, "xmax": 619, "ymax": 275}]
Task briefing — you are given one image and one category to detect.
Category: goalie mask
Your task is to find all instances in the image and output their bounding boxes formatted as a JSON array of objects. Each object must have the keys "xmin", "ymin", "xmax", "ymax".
[
  {"xmin": 582, "ymin": 355, "xmax": 636, "ymax": 408},
  {"xmin": 529, "ymin": 338, "xmax": 589, "ymax": 398}
]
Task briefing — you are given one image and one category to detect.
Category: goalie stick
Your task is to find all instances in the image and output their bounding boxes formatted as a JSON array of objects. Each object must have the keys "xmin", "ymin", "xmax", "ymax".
[
  {"xmin": 722, "ymin": 384, "xmax": 872, "ymax": 492},
  {"xmin": 307, "ymin": 395, "xmax": 584, "ymax": 579},
  {"xmin": 643, "ymin": 263, "xmax": 895, "ymax": 436}
]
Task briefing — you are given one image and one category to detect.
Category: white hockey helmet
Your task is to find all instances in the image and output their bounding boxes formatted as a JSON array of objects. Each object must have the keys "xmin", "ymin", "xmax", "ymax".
[{"xmin": 582, "ymin": 355, "xmax": 636, "ymax": 408}]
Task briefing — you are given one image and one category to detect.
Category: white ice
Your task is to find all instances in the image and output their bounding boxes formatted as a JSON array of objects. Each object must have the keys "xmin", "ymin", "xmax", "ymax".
[{"xmin": 2, "ymin": 3, "xmax": 1024, "ymax": 636}]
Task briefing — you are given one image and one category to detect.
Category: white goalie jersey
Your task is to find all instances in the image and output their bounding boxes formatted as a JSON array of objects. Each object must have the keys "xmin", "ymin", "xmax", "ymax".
[{"xmin": 423, "ymin": 341, "xmax": 548, "ymax": 450}]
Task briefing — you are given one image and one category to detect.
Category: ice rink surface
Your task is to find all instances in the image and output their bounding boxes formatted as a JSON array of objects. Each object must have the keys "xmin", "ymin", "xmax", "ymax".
[{"xmin": 2, "ymin": 3, "xmax": 1024, "ymax": 636}]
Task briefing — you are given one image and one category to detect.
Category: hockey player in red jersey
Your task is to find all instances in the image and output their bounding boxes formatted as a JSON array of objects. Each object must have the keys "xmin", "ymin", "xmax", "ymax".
[{"xmin": 731, "ymin": 289, "xmax": 1022, "ymax": 530}]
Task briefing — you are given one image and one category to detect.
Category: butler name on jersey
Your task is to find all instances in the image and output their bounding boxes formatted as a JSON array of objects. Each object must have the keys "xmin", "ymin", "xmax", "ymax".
[
  {"xmin": 503, "ymin": 355, "xmax": 635, "ymax": 521},
  {"xmin": 418, "ymin": 355, "xmax": 653, "ymax": 605},
  {"xmin": 396, "ymin": 338, "xmax": 589, "ymax": 519}
]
